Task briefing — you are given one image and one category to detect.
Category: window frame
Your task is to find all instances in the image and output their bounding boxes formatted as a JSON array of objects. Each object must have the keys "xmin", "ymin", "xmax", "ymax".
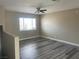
[{"xmin": 19, "ymin": 17, "xmax": 37, "ymax": 31}]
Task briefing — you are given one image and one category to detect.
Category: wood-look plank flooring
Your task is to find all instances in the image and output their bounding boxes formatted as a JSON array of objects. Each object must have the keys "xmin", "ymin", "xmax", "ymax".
[{"xmin": 20, "ymin": 37, "xmax": 79, "ymax": 59}]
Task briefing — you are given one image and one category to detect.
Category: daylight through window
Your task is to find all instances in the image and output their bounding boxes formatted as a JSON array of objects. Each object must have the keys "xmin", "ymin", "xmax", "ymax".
[{"xmin": 19, "ymin": 18, "xmax": 36, "ymax": 31}]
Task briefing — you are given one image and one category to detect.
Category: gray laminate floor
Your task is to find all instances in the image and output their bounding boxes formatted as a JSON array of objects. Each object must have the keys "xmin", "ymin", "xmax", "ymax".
[{"xmin": 20, "ymin": 37, "xmax": 79, "ymax": 59}]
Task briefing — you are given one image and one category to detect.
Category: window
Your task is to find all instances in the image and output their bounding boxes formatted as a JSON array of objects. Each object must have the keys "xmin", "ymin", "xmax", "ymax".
[{"xmin": 19, "ymin": 18, "xmax": 36, "ymax": 31}]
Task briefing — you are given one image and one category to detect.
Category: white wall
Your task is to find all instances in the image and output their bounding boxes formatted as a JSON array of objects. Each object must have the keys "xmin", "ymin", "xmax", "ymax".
[
  {"xmin": 5, "ymin": 11, "xmax": 40, "ymax": 39},
  {"xmin": 0, "ymin": 6, "xmax": 5, "ymax": 27},
  {"xmin": 41, "ymin": 8, "xmax": 79, "ymax": 44}
]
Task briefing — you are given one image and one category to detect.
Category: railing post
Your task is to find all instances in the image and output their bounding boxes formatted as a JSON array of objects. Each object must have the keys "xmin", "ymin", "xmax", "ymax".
[{"xmin": 14, "ymin": 37, "xmax": 20, "ymax": 59}]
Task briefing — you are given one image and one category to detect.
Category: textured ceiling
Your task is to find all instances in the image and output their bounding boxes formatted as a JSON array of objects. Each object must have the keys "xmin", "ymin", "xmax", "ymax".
[{"xmin": 0, "ymin": 0, "xmax": 79, "ymax": 14}]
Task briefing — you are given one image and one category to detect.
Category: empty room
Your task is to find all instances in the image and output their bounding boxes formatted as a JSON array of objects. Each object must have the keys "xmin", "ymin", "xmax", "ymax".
[{"xmin": 0, "ymin": 0, "xmax": 79, "ymax": 59}]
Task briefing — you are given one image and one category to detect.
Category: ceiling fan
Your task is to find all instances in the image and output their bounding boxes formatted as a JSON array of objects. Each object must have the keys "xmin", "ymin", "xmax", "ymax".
[
  {"xmin": 35, "ymin": 7, "xmax": 47, "ymax": 14},
  {"xmin": 34, "ymin": 0, "xmax": 57, "ymax": 14}
]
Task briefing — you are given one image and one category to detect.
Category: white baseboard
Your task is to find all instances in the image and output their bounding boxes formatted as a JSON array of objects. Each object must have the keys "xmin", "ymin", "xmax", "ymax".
[
  {"xmin": 20, "ymin": 35, "xmax": 79, "ymax": 47},
  {"xmin": 41, "ymin": 36, "xmax": 79, "ymax": 47},
  {"xmin": 20, "ymin": 35, "xmax": 40, "ymax": 41}
]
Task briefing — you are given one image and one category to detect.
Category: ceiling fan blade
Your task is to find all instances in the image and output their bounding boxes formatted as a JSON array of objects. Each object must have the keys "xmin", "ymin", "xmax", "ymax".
[
  {"xmin": 40, "ymin": 9, "xmax": 47, "ymax": 13},
  {"xmin": 40, "ymin": 9, "xmax": 47, "ymax": 11},
  {"xmin": 40, "ymin": 9, "xmax": 47, "ymax": 12}
]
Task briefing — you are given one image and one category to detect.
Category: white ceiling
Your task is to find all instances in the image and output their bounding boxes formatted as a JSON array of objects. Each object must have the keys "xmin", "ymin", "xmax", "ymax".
[{"xmin": 0, "ymin": 0, "xmax": 79, "ymax": 14}]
